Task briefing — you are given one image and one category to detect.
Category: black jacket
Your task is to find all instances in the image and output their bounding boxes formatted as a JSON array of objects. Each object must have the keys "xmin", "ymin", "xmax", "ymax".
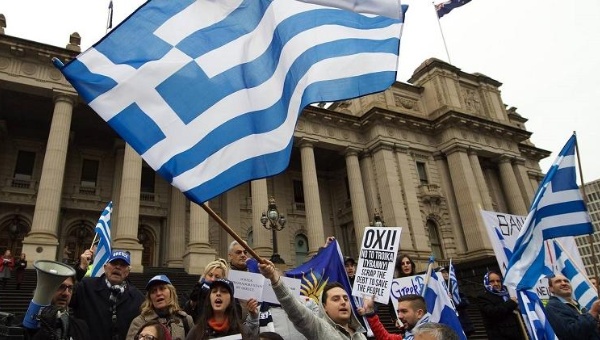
[
  {"xmin": 477, "ymin": 291, "xmax": 526, "ymax": 340},
  {"xmin": 70, "ymin": 276, "xmax": 144, "ymax": 340},
  {"xmin": 545, "ymin": 296, "xmax": 600, "ymax": 339}
]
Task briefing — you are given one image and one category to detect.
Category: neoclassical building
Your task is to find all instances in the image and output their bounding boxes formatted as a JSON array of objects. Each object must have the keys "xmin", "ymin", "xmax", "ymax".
[{"xmin": 0, "ymin": 17, "xmax": 550, "ymax": 276}]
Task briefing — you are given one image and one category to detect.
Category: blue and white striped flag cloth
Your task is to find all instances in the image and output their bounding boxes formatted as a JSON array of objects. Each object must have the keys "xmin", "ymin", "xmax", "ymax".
[
  {"xmin": 91, "ymin": 201, "xmax": 113, "ymax": 277},
  {"xmin": 55, "ymin": 0, "xmax": 407, "ymax": 204},
  {"xmin": 517, "ymin": 289, "xmax": 558, "ymax": 340},
  {"xmin": 505, "ymin": 134, "xmax": 593, "ymax": 290},
  {"xmin": 553, "ymin": 240, "xmax": 598, "ymax": 310},
  {"xmin": 448, "ymin": 259, "xmax": 461, "ymax": 305},
  {"xmin": 423, "ymin": 266, "xmax": 467, "ymax": 340}
]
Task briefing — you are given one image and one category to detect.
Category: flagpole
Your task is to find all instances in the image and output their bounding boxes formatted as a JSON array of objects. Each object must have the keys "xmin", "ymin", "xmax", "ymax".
[
  {"xmin": 574, "ymin": 131, "xmax": 600, "ymax": 292},
  {"xmin": 432, "ymin": 2, "xmax": 452, "ymax": 64},
  {"xmin": 89, "ymin": 233, "xmax": 98, "ymax": 250},
  {"xmin": 200, "ymin": 202, "xmax": 265, "ymax": 264},
  {"xmin": 421, "ymin": 255, "xmax": 435, "ymax": 297}
]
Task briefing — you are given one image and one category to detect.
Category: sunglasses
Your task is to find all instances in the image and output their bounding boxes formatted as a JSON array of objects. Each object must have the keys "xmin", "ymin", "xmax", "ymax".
[{"xmin": 134, "ymin": 335, "xmax": 157, "ymax": 340}]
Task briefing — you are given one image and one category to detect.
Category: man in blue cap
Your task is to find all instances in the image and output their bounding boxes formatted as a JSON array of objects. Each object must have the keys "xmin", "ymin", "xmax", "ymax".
[{"xmin": 70, "ymin": 250, "xmax": 144, "ymax": 340}]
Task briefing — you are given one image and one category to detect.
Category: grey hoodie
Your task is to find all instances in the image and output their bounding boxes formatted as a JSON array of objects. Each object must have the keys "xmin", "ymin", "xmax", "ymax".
[{"xmin": 271, "ymin": 279, "xmax": 367, "ymax": 340}]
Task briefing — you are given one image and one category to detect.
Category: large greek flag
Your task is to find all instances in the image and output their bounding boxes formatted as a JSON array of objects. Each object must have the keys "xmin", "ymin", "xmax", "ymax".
[
  {"xmin": 517, "ymin": 289, "xmax": 558, "ymax": 340},
  {"xmin": 91, "ymin": 201, "xmax": 113, "ymax": 277},
  {"xmin": 423, "ymin": 267, "xmax": 466, "ymax": 340},
  {"xmin": 505, "ymin": 134, "xmax": 593, "ymax": 290},
  {"xmin": 553, "ymin": 240, "xmax": 598, "ymax": 310},
  {"xmin": 55, "ymin": 0, "xmax": 407, "ymax": 204}
]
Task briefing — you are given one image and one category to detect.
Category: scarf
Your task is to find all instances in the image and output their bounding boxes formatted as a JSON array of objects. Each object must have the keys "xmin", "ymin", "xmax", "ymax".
[
  {"xmin": 106, "ymin": 279, "xmax": 127, "ymax": 303},
  {"xmin": 208, "ymin": 317, "xmax": 230, "ymax": 333},
  {"xmin": 483, "ymin": 272, "xmax": 509, "ymax": 297}
]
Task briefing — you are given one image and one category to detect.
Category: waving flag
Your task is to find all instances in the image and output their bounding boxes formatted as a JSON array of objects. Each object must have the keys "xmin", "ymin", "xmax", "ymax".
[
  {"xmin": 505, "ymin": 134, "xmax": 593, "ymax": 290},
  {"xmin": 55, "ymin": 0, "xmax": 407, "ymax": 204},
  {"xmin": 435, "ymin": 0, "xmax": 471, "ymax": 18},
  {"xmin": 517, "ymin": 289, "xmax": 558, "ymax": 340},
  {"xmin": 448, "ymin": 259, "xmax": 461, "ymax": 305},
  {"xmin": 91, "ymin": 201, "xmax": 113, "ymax": 277},
  {"xmin": 422, "ymin": 260, "xmax": 466, "ymax": 340},
  {"xmin": 553, "ymin": 240, "xmax": 598, "ymax": 310}
]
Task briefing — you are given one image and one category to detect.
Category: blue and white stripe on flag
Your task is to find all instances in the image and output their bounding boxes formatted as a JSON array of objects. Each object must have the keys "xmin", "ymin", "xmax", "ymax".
[
  {"xmin": 448, "ymin": 259, "xmax": 462, "ymax": 305},
  {"xmin": 517, "ymin": 289, "xmax": 558, "ymax": 340},
  {"xmin": 91, "ymin": 201, "xmax": 113, "ymax": 277},
  {"xmin": 505, "ymin": 134, "xmax": 593, "ymax": 290},
  {"xmin": 423, "ymin": 267, "xmax": 467, "ymax": 340},
  {"xmin": 56, "ymin": 0, "xmax": 407, "ymax": 205},
  {"xmin": 553, "ymin": 240, "xmax": 598, "ymax": 310}
]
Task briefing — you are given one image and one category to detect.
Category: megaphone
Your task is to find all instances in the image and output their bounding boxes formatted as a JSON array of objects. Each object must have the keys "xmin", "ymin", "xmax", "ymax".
[{"xmin": 22, "ymin": 260, "xmax": 76, "ymax": 329}]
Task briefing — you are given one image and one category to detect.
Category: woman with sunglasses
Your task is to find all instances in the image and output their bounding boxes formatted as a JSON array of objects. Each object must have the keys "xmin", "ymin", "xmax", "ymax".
[
  {"xmin": 186, "ymin": 278, "xmax": 259, "ymax": 339},
  {"xmin": 134, "ymin": 320, "xmax": 172, "ymax": 340},
  {"xmin": 127, "ymin": 275, "xmax": 194, "ymax": 340}
]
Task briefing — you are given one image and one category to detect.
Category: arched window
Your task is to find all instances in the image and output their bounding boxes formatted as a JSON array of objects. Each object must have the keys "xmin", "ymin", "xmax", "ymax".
[
  {"xmin": 247, "ymin": 230, "xmax": 254, "ymax": 248},
  {"xmin": 295, "ymin": 234, "xmax": 309, "ymax": 265},
  {"xmin": 427, "ymin": 220, "xmax": 444, "ymax": 260}
]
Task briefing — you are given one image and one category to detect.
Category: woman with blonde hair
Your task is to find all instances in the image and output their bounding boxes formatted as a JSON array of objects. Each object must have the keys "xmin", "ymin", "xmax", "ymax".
[
  {"xmin": 127, "ymin": 275, "xmax": 194, "ymax": 340},
  {"xmin": 184, "ymin": 258, "xmax": 229, "ymax": 322}
]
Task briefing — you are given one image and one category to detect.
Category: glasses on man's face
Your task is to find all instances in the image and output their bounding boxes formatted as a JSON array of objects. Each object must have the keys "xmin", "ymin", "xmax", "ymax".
[
  {"xmin": 134, "ymin": 335, "xmax": 156, "ymax": 340},
  {"xmin": 58, "ymin": 284, "xmax": 74, "ymax": 293},
  {"xmin": 234, "ymin": 250, "xmax": 248, "ymax": 255}
]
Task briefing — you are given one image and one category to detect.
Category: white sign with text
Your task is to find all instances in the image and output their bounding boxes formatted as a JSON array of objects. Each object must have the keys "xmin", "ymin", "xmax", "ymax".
[{"xmin": 228, "ymin": 270, "xmax": 301, "ymax": 304}]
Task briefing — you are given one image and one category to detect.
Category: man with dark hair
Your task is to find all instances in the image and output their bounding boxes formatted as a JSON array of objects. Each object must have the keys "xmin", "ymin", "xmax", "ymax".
[
  {"xmin": 259, "ymin": 259, "xmax": 366, "ymax": 339},
  {"xmin": 398, "ymin": 294, "xmax": 430, "ymax": 340},
  {"xmin": 413, "ymin": 322, "xmax": 459, "ymax": 340},
  {"xmin": 70, "ymin": 250, "xmax": 144, "ymax": 340},
  {"xmin": 545, "ymin": 274, "xmax": 600, "ymax": 338}
]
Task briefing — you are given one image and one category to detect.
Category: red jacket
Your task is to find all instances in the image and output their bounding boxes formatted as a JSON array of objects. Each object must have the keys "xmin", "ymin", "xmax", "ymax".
[
  {"xmin": 366, "ymin": 314, "xmax": 403, "ymax": 340},
  {"xmin": 0, "ymin": 256, "xmax": 15, "ymax": 272}
]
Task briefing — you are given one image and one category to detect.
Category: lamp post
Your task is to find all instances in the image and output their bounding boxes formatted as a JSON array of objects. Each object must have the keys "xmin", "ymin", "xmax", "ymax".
[
  {"xmin": 260, "ymin": 196, "xmax": 286, "ymax": 264},
  {"xmin": 370, "ymin": 210, "xmax": 386, "ymax": 228}
]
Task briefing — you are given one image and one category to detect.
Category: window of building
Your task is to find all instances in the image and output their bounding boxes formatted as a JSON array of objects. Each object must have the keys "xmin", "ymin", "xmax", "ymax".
[
  {"xmin": 416, "ymin": 162, "xmax": 429, "ymax": 185},
  {"xmin": 427, "ymin": 220, "xmax": 444, "ymax": 259},
  {"xmin": 295, "ymin": 234, "xmax": 309, "ymax": 265},
  {"xmin": 141, "ymin": 166, "xmax": 155, "ymax": 193},
  {"xmin": 80, "ymin": 159, "xmax": 99, "ymax": 188},
  {"xmin": 293, "ymin": 180, "xmax": 304, "ymax": 203},
  {"xmin": 14, "ymin": 150, "xmax": 35, "ymax": 180}
]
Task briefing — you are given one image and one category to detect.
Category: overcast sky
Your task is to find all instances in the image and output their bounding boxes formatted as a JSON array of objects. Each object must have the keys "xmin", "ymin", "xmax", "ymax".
[{"xmin": 3, "ymin": 0, "xmax": 600, "ymax": 183}]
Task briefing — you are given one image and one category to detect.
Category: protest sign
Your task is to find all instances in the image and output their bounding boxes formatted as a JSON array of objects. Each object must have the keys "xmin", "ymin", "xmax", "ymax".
[
  {"xmin": 228, "ymin": 270, "xmax": 301, "ymax": 304},
  {"xmin": 352, "ymin": 226, "xmax": 402, "ymax": 303}
]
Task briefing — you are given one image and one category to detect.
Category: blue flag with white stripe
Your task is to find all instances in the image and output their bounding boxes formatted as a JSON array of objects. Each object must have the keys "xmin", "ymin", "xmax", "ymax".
[
  {"xmin": 505, "ymin": 134, "xmax": 593, "ymax": 290},
  {"xmin": 423, "ymin": 267, "xmax": 467, "ymax": 340},
  {"xmin": 517, "ymin": 289, "xmax": 558, "ymax": 340},
  {"xmin": 91, "ymin": 201, "xmax": 113, "ymax": 277},
  {"xmin": 553, "ymin": 240, "xmax": 598, "ymax": 310},
  {"xmin": 55, "ymin": 0, "xmax": 407, "ymax": 204},
  {"xmin": 448, "ymin": 259, "xmax": 462, "ymax": 305}
]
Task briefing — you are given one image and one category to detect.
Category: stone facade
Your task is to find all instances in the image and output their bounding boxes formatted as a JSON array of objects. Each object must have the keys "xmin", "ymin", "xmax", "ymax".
[{"xmin": 0, "ymin": 26, "xmax": 550, "ymax": 275}]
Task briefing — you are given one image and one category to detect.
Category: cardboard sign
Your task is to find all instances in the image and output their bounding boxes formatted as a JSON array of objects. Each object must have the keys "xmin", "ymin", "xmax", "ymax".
[
  {"xmin": 228, "ymin": 270, "xmax": 301, "ymax": 304},
  {"xmin": 352, "ymin": 227, "xmax": 402, "ymax": 303}
]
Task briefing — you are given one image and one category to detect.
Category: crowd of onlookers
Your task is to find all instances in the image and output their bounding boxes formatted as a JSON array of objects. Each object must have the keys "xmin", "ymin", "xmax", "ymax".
[{"xmin": 3, "ymin": 239, "xmax": 600, "ymax": 339}]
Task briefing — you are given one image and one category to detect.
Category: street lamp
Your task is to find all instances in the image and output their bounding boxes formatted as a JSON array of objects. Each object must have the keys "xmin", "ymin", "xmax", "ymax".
[
  {"xmin": 260, "ymin": 196, "xmax": 286, "ymax": 264},
  {"xmin": 370, "ymin": 210, "xmax": 386, "ymax": 228}
]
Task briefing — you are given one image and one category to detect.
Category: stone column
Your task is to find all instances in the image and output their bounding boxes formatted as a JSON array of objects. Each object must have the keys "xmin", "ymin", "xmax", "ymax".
[
  {"xmin": 468, "ymin": 149, "xmax": 493, "ymax": 210},
  {"xmin": 434, "ymin": 153, "xmax": 466, "ymax": 254},
  {"xmin": 444, "ymin": 145, "xmax": 491, "ymax": 254},
  {"xmin": 359, "ymin": 153, "xmax": 377, "ymax": 218},
  {"xmin": 513, "ymin": 157, "xmax": 535, "ymax": 207},
  {"xmin": 22, "ymin": 91, "xmax": 76, "ymax": 262},
  {"xmin": 184, "ymin": 202, "xmax": 217, "ymax": 274},
  {"xmin": 396, "ymin": 147, "xmax": 427, "ymax": 252},
  {"xmin": 166, "ymin": 187, "xmax": 186, "ymax": 267},
  {"xmin": 113, "ymin": 144, "xmax": 144, "ymax": 272},
  {"xmin": 110, "ymin": 139, "xmax": 125, "ymax": 236},
  {"xmin": 371, "ymin": 142, "xmax": 410, "ymax": 250},
  {"xmin": 498, "ymin": 156, "xmax": 528, "ymax": 215},
  {"xmin": 251, "ymin": 179, "xmax": 272, "ymax": 258},
  {"xmin": 299, "ymin": 139, "xmax": 325, "ymax": 256},
  {"xmin": 344, "ymin": 148, "xmax": 370, "ymax": 244}
]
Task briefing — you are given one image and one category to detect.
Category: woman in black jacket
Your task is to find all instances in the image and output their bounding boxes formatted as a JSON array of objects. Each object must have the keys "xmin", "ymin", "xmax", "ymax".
[{"xmin": 477, "ymin": 271, "xmax": 526, "ymax": 340}]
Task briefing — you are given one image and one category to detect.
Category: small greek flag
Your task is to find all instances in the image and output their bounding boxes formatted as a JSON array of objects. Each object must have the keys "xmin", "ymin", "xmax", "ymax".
[
  {"xmin": 91, "ymin": 201, "xmax": 113, "ymax": 277},
  {"xmin": 553, "ymin": 240, "xmax": 598, "ymax": 310}
]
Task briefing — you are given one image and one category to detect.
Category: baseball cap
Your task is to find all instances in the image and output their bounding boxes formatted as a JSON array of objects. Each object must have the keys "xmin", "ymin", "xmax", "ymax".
[
  {"xmin": 146, "ymin": 274, "xmax": 172, "ymax": 290},
  {"xmin": 344, "ymin": 257, "xmax": 356, "ymax": 266},
  {"xmin": 210, "ymin": 278, "xmax": 235, "ymax": 296},
  {"xmin": 107, "ymin": 250, "xmax": 131, "ymax": 265}
]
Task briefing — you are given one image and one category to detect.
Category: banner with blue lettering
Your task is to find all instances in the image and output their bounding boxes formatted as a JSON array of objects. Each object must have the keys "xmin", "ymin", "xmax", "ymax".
[{"xmin": 352, "ymin": 227, "xmax": 402, "ymax": 304}]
